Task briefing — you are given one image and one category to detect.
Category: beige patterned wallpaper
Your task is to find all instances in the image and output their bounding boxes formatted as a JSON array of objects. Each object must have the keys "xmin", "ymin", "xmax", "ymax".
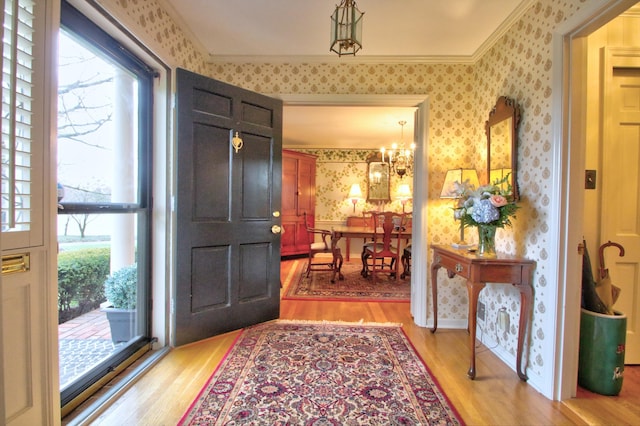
[
  {"xmin": 92, "ymin": 0, "xmax": 608, "ymax": 386},
  {"xmin": 293, "ymin": 149, "xmax": 414, "ymax": 220},
  {"xmin": 97, "ymin": 0, "xmax": 211, "ymax": 74}
]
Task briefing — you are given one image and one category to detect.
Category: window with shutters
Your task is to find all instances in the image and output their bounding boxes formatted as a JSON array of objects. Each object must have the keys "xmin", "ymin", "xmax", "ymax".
[{"xmin": 1, "ymin": 0, "xmax": 34, "ymax": 240}]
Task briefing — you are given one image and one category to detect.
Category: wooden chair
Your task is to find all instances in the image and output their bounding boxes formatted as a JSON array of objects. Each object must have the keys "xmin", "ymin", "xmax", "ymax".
[
  {"xmin": 398, "ymin": 212, "xmax": 413, "ymax": 280},
  {"xmin": 303, "ymin": 213, "xmax": 343, "ymax": 283},
  {"xmin": 361, "ymin": 211, "xmax": 409, "ymax": 283},
  {"xmin": 401, "ymin": 244, "xmax": 412, "ymax": 279}
]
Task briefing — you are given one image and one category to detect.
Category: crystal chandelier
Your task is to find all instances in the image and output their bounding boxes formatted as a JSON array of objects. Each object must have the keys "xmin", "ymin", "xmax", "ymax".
[
  {"xmin": 380, "ymin": 121, "xmax": 415, "ymax": 179},
  {"xmin": 330, "ymin": 0, "xmax": 364, "ymax": 56}
]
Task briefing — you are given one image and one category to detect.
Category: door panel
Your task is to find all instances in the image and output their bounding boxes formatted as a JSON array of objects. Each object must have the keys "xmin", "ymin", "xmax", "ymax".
[
  {"xmin": 193, "ymin": 123, "xmax": 231, "ymax": 220},
  {"xmin": 175, "ymin": 68, "xmax": 282, "ymax": 346},
  {"xmin": 282, "ymin": 156, "xmax": 298, "ymax": 218},
  {"xmin": 239, "ymin": 243, "xmax": 270, "ymax": 301},
  {"xmin": 2, "ymin": 254, "xmax": 46, "ymax": 424},
  {"xmin": 297, "ymin": 159, "xmax": 316, "ymax": 215},
  {"xmin": 241, "ymin": 133, "xmax": 274, "ymax": 219},
  {"xmin": 602, "ymin": 66, "xmax": 640, "ymax": 363},
  {"xmin": 191, "ymin": 246, "xmax": 230, "ymax": 313}
]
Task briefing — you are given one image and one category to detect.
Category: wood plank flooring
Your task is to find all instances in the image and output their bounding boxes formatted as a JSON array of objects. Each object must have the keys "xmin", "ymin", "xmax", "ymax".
[{"xmin": 71, "ymin": 259, "xmax": 639, "ymax": 425}]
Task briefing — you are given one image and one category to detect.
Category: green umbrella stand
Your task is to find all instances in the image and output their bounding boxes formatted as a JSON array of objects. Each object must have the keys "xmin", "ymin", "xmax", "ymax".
[{"xmin": 578, "ymin": 308, "xmax": 626, "ymax": 395}]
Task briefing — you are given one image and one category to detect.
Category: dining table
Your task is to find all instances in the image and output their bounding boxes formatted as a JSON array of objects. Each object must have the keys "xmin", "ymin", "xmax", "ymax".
[{"xmin": 329, "ymin": 225, "xmax": 412, "ymax": 282}]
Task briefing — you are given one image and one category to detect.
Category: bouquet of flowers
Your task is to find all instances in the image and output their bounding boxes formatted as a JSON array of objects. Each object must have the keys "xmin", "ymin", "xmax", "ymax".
[{"xmin": 453, "ymin": 175, "xmax": 519, "ymax": 229}]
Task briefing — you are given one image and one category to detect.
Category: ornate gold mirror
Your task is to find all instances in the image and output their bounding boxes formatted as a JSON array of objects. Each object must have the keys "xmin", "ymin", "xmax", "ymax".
[
  {"xmin": 486, "ymin": 96, "xmax": 521, "ymax": 201},
  {"xmin": 366, "ymin": 152, "xmax": 390, "ymax": 202}
]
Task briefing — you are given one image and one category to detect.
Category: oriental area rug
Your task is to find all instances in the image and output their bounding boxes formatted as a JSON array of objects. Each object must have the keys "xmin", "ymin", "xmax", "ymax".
[
  {"xmin": 283, "ymin": 259, "xmax": 411, "ymax": 302},
  {"xmin": 179, "ymin": 320, "xmax": 463, "ymax": 425}
]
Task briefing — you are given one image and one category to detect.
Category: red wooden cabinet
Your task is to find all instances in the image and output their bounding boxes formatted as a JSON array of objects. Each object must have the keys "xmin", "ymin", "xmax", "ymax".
[{"xmin": 281, "ymin": 150, "xmax": 317, "ymax": 256}]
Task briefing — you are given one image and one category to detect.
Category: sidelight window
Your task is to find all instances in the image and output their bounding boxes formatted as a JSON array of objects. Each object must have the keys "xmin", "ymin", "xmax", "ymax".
[{"xmin": 57, "ymin": 0, "xmax": 153, "ymax": 412}]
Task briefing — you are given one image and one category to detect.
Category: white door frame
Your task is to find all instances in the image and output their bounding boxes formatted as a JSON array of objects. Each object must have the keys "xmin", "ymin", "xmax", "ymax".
[{"xmin": 552, "ymin": 0, "xmax": 639, "ymax": 401}]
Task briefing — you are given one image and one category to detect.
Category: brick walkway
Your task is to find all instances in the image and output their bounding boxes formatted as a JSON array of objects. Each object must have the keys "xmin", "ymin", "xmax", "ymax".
[
  {"xmin": 58, "ymin": 308, "xmax": 111, "ymax": 340},
  {"xmin": 58, "ymin": 308, "xmax": 120, "ymax": 388}
]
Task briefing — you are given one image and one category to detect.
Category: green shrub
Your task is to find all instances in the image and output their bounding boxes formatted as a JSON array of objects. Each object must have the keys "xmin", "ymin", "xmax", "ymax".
[
  {"xmin": 58, "ymin": 248, "xmax": 110, "ymax": 318},
  {"xmin": 104, "ymin": 264, "xmax": 137, "ymax": 309}
]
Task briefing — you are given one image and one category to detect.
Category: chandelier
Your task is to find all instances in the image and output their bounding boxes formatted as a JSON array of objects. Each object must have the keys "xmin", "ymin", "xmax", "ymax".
[
  {"xmin": 330, "ymin": 0, "xmax": 364, "ymax": 56},
  {"xmin": 380, "ymin": 121, "xmax": 415, "ymax": 179}
]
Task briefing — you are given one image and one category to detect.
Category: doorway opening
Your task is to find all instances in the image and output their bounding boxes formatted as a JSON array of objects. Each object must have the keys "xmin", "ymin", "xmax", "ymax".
[
  {"xmin": 279, "ymin": 94, "xmax": 430, "ymax": 326},
  {"xmin": 556, "ymin": 0, "xmax": 640, "ymax": 402}
]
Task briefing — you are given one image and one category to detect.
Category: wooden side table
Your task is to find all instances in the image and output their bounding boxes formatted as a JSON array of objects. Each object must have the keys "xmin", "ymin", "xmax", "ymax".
[{"xmin": 430, "ymin": 244, "xmax": 535, "ymax": 380}]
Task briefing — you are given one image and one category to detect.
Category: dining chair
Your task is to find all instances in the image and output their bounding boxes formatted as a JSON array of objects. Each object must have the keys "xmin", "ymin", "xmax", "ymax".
[
  {"xmin": 361, "ymin": 211, "xmax": 409, "ymax": 283},
  {"xmin": 401, "ymin": 244, "xmax": 412, "ymax": 279},
  {"xmin": 303, "ymin": 212, "xmax": 343, "ymax": 282}
]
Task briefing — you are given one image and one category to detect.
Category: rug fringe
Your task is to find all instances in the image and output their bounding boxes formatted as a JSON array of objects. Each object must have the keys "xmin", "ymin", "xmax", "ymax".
[{"xmin": 272, "ymin": 318, "xmax": 403, "ymax": 327}]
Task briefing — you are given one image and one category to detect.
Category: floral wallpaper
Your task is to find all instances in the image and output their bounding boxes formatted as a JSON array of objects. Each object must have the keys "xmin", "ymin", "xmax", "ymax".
[
  {"xmin": 91, "ymin": 0, "xmax": 626, "ymax": 394},
  {"xmin": 97, "ymin": 0, "xmax": 211, "ymax": 74},
  {"xmin": 292, "ymin": 149, "xmax": 413, "ymax": 221}
]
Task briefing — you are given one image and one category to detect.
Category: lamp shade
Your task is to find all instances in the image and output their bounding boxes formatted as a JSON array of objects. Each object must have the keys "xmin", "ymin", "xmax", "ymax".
[
  {"xmin": 396, "ymin": 184, "xmax": 412, "ymax": 200},
  {"xmin": 440, "ymin": 168, "xmax": 479, "ymax": 198},
  {"xmin": 348, "ymin": 183, "xmax": 363, "ymax": 199}
]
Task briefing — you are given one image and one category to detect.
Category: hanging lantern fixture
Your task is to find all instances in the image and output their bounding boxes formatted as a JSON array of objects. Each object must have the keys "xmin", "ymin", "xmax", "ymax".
[{"xmin": 330, "ymin": 0, "xmax": 364, "ymax": 57}]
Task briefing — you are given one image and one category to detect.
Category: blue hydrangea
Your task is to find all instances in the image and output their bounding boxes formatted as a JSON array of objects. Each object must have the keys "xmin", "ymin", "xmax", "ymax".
[{"xmin": 471, "ymin": 198, "xmax": 500, "ymax": 223}]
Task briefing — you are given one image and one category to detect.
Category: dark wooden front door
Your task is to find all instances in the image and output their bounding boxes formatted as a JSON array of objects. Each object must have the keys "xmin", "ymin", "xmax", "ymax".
[{"xmin": 174, "ymin": 68, "xmax": 282, "ymax": 346}]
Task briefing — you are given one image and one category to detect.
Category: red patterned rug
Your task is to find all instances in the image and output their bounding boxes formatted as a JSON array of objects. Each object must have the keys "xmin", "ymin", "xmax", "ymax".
[
  {"xmin": 283, "ymin": 259, "xmax": 410, "ymax": 302},
  {"xmin": 179, "ymin": 320, "xmax": 463, "ymax": 425}
]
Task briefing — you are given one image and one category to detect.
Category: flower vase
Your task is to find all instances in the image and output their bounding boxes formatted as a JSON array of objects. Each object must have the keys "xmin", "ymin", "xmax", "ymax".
[{"xmin": 477, "ymin": 225, "xmax": 497, "ymax": 257}]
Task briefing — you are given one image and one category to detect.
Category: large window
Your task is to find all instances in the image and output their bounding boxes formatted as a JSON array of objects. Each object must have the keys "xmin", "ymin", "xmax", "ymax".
[{"xmin": 57, "ymin": 1, "xmax": 153, "ymax": 411}]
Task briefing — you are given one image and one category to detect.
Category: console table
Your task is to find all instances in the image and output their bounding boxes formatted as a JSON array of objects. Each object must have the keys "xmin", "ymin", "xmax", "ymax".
[{"xmin": 430, "ymin": 244, "xmax": 534, "ymax": 380}]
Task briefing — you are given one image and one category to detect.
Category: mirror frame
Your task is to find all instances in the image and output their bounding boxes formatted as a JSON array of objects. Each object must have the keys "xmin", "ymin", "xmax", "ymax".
[
  {"xmin": 486, "ymin": 96, "xmax": 521, "ymax": 201},
  {"xmin": 366, "ymin": 152, "xmax": 391, "ymax": 203}
]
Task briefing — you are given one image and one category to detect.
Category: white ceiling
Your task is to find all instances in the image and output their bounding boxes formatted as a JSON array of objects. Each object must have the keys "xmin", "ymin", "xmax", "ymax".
[
  {"xmin": 160, "ymin": 0, "xmax": 527, "ymax": 59},
  {"xmin": 283, "ymin": 105, "xmax": 417, "ymax": 149},
  {"xmin": 159, "ymin": 0, "xmax": 528, "ymax": 148}
]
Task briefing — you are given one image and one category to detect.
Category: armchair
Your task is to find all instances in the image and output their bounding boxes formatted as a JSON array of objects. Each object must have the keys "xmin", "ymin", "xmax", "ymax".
[{"xmin": 303, "ymin": 213, "xmax": 343, "ymax": 283}]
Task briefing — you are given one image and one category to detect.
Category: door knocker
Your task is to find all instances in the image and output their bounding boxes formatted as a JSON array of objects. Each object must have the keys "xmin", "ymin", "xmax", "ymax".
[{"xmin": 232, "ymin": 131, "xmax": 243, "ymax": 153}]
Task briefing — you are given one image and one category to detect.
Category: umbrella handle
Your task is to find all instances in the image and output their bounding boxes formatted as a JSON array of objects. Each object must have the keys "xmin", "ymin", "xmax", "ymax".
[{"xmin": 598, "ymin": 240, "xmax": 625, "ymax": 279}]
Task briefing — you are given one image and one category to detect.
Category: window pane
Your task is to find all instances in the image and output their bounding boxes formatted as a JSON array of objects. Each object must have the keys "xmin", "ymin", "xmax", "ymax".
[
  {"xmin": 58, "ymin": 213, "xmax": 142, "ymax": 390},
  {"xmin": 57, "ymin": 30, "xmax": 139, "ymax": 205},
  {"xmin": 57, "ymin": 12, "xmax": 151, "ymax": 404}
]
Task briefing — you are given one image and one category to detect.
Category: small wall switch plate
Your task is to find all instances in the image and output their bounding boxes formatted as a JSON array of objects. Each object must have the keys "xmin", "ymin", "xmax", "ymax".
[
  {"xmin": 585, "ymin": 170, "xmax": 596, "ymax": 189},
  {"xmin": 498, "ymin": 310, "xmax": 510, "ymax": 332}
]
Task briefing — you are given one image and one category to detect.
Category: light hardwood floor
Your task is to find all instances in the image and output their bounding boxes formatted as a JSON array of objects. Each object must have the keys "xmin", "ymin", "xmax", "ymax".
[{"xmin": 72, "ymin": 259, "xmax": 639, "ymax": 425}]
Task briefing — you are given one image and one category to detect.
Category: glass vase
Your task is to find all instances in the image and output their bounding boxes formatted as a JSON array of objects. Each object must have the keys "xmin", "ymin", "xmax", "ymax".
[{"xmin": 477, "ymin": 225, "xmax": 497, "ymax": 257}]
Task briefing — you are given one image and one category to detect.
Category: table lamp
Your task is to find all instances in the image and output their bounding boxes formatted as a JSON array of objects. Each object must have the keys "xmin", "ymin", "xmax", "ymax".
[
  {"xmin": 348, "ymin": 183, "xmax": 363, "ymax": 212},
  {"xmin": 440, "ymin": 168, "xmax": 479, "ymax": 248},
  {"xmin": 396, "ymin": 184, "xmax": 412, "ymax": 213}
]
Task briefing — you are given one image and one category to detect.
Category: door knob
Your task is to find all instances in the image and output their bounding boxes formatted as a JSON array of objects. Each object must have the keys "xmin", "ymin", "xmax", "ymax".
[{"xmin": 271, "ymin": 225, "xmax": 282, "ymax": 234}]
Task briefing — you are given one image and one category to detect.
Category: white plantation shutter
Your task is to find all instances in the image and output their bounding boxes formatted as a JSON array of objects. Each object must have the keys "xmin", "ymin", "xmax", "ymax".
[
  {"xmin": 1, "ymin": 0, "xmax": 55, "ymax": 423},
  {"xmin": 1, "ymin": 0, "xmax": 36, "ymax": 244}
]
